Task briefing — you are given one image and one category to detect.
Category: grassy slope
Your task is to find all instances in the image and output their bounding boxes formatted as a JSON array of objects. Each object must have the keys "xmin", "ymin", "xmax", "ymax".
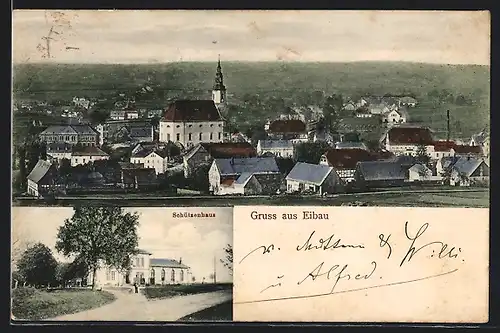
[
  {"xmin": 11, "ymin": 288, "xmax": 116, "ymax": 320},
  {"xmin": 142, "ymin": 283, "xmax": 233, "ymax": 300},
  {"xmin": 12, "ymin": 61, "xmax": 490, "ymax": 140},
  {"xmin": 177, "ymin": 300, "xmax": 232, "ymax": 321}
]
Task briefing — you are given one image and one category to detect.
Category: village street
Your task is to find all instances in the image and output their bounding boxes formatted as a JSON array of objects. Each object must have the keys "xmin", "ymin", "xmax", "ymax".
[{"xmin": 47, "ymin": 288, "xmax": 232, "ymax": 321}]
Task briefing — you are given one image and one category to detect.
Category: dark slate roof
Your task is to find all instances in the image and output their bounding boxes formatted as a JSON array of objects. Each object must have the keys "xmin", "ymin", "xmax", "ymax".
[
  {"xmin": 200, "ymin": 142, "xmax": 257, "ymax": 159},
  {"xmin": 234, "ymin": 172, "xmax": 254, "ymax": 185},
  {"xmin": 150, "ymin": 258, "xmax": 189, "ymax": 269},
  {"xmin": 268, "ymin": 119, "xmax": 306, "ymax": 133},
  {"xmin": 452, "ymin": 157, "xmax": 487, "ymax": 176},
  {"xmin": 71, "ymin": 125, "xmax": 98, "ymax": 135},
  {"xmin": 323, "ymin": 149, "xmax": 375, "ymax": 169},
  {"xmin": 131, "ymin": 148, "xmax": 168, "ymax": 159},
  {"xmin": 162, "ymin": 100, "xmax": 222, "ymax": 122},
  {"xmin": 356, "ymin": 161, "xmax": 407, "ymax": 181},
  {"xmin": 40, "ymin": 125, "xmax": 77, "ymax": 135},
  {"xmin": 27, "ymin": 160, "xmax": 53, "ymax": 182},
  {"xmin": 72, "ymin": 146, "xmax": 109, "ymax": 157},
  {"xmin": 387, "ymin": 127, "xmax": 434, "ymax": 145},
  {"xmin": 129, "ymin": 127, "xmax": 153, "ymax": 138},
  {"xmin": 258, "ymin": 140, "xmax": 294, "ymax": 149},
  {"xmin": 286, "ymin": 162, "xmax": 334, "ymax": 185},
  {"xmin": 214, "ymin": 157, "xmax": 280, "ymax": 176},
  {"xmin": 384, "ymin": 154, "xmax": 418, "ymax": 166}
]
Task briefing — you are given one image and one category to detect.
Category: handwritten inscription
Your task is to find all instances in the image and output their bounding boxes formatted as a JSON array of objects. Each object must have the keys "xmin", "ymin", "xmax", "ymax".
[{"xmin": 237, "ymin": 221, "xmax": 462, "ymax": 303}]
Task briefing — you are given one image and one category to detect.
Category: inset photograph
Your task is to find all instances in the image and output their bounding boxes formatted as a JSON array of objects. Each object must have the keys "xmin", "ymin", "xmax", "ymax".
[{"xmin": 11, "ymin": 206, "xmax": 233, "ymax": 322}]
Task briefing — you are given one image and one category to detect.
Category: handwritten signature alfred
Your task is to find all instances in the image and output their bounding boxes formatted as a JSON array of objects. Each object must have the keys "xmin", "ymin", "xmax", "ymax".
[{"xmin": 236, "ymin": 221, "xmax": 461, "ymax": 304}]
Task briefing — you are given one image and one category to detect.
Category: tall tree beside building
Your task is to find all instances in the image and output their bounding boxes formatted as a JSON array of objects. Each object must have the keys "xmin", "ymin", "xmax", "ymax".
[
  {"xmin": 415, "ymin": 143, "xmax": 431, "ymax": 166},
  {"xmin": 322, "ymin": 94, "xmax": 343, "ymax": 135},
  {"xmin": 220, "ymin": 244, "xmax": 233, "ymax": 275},
  {"xmin": 55, "ymin": 206, "xmax": 140, "ymax": 290},
  {"xmin": 295, "ymin": 142, "xmax": 331, "ymax": 164}
]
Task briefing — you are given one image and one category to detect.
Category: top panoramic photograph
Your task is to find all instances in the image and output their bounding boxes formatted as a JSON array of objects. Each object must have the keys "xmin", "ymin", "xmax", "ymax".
[{"xmin": 11, "ymin": 10, "xmax": 490, "ymax": 207}]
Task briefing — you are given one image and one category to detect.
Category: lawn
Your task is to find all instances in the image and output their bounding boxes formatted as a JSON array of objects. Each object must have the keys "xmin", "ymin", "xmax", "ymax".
[
  {"xmin": 11, "ymin": 287, "xmax": 116, "ymax": 321},
  {"xmin": 142, "ymin": 283, "xmax": 233, "ymax": 300},
  {"xmin": 177, "ymin": 300, "xmax": 233, "ymax": 322}
]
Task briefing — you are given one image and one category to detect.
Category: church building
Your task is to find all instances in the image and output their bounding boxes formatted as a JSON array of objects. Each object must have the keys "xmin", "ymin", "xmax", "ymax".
[{"xmin": 159, "ymin": 56, "xmax": 226, "ymax": 149}]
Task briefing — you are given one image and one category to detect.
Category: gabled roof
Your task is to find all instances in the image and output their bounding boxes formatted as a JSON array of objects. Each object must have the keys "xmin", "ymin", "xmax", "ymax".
[
  {"xmin": 162, "ymin": 100, "xmax": 222, "ymax": 122},
  {"xmin": 334, "ymin": 142, "xmax": 368, "ymax": 150},
  {"xmin": 386, "ymin": 127, "xmax": 434, "ymax": 145},
  {"xmin": 131, "ymin": 148, "xmax": 168, "ymax": 159},
  {"xmin": 129, "ymin": 127, "xmax": 152, "ymax": 138},
  {"xmin": 356, "ymin": 161, "xmax": 407, "ymax": 181},
  {"xmin": 258, "ymin": 140, "xmax": 294, "ymax": 149},
  {"xmin": 72, "ymin": 146, "xmax": 109, "ymax": 157},
  {"xmin": 268, "ymin": 119, "xmax": 306, "ymax": 133},
  {"xmin": 150, "ymin": 258, "xmax": 189, "ymax": 269},
  {"xmin": 323, "ymin": 148, "xmax": 375, "ymax": 169},
  {"xmin": 234, "ymin": 172, "xmax": 254, "ymax": 186},
  {"xmin": 200, "ymin": 142, "xmax": 256, "ymax": 159},
  {"xmin": 214, "ymin": 157, "xmax": 280, "ymax": 176},
  {"xmin": 40, "ymin": 124, "xmax": 98, "ymax": 135},
  {"xmin": 27, "ymin": 160, "xmax": 54, "ymax": 182},
  {"xmin": 453, "ymin": 145, "xmax": 482, "ymax": 154},
  {"xmin": 452, "ymin": 157, "xmax": 488, "ymax": 177},
  {"xmin": 286, "ymin": 162, "xmax": 334, "ymax": 185}
]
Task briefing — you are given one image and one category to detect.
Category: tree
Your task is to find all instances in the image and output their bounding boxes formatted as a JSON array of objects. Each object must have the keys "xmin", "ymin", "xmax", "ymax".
[
  {"xmin": 17, "ymin": 243, "xmax": 58, "ymax": 287},
  {"xmin": 88, "ymin": 109, "xmax": 109, "ymax": 124},
  {"xmin": 190, "ymin": 163, "xmax": 211, "ymax": 192},
  {"xmin": 58, "ymin": 158, "xmax": 72, "ymax": 177},
  {"xmin": 415, "ymin": 143, "xmax": 431, "ymax": 166},
  {"xmin": 322, "ymin": 94, "xmax": 343, "ymax": 135},
  {"xmin": 294, "ymin": 142, "xmax": 331, "ymax": 164},
  {"xmin": 55, "ymin": 207, "xmax": 140, "ymax": 290},
  {"xmin": 25, "ymin": 141, "xmax": 47, "ymax": 175},
  {"xmin": 220, "ymin": 244, "xmax": 233, "ymax": 275}
]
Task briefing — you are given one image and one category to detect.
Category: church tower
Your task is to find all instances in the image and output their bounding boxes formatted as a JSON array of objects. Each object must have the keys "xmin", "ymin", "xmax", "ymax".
[{"xmin": 212, "ymin": 55, "xmax": 226, "ymax": 106}]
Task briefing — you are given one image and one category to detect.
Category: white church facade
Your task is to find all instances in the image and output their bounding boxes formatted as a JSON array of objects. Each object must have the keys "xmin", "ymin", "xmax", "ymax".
[
  {"xmin": 87, "ymin": 249, "xmax": 191, "ymax": 287},
  {"xmin": 159, "ymin": 57, "xmax": 226, "ymax": 149}
]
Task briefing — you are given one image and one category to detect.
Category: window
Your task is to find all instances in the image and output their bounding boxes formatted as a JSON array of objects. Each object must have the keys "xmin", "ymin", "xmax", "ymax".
[
  {"xmin": 210, "ymin": 124, "xmax": 214, "ymax": 127},
  {"xmin": 171, "ymin": 269, "xmax": 175, "ymax": 282},
  {"xmin": 176, "ymin": 125, "xmax": 180, "ymax": 128},
  {"xmin": 167, "ymin": 125, "xmax": 170, "ymax": 128},
  {"xmin": 176, "ymin": 133, "xmax": 180, "ymax": 141},
  {"xmin": 111, "ymin": 271, "xmax": 116, "ymax": 281},
  {"xmin": 199, "ymin": 124, "xmax": 202, "ymax": 128},
  {"xmin": 188, "ymin": 133, "xmax": 192, "ymax": 141},
  {"xmin": 140, "ymin": 258, "xmax": 144, "ymax": 267},
  {"xmin": 106, "ymin": 268, "xmax": 111, "ymax": 280},
  {"xmin": 161, "ymin": 269, "xmax": 165, "ymax": 281},
  {"xmin": 135, "ymin": 258, "xmax": 140, "ymax": 267},
  {"xmin": 218, "ymin": 132, "xmax": 221, "ymax": 140},
  {"xmin": 199, "ymin": 133, "xmax": 202, "ymax": 140},
  {"xmin": 180, "ymin": 270, "xmax": 184, "ymax": 282},
  {"xmin": 167, "ymin": 134, "xmax": 171, "ymax": 141},
  {"xmin": 218, "ymin": 124, "xmax": 222, "ymax": 127},
  {"xmin": 210, "ymin": 133, "xmax": 213, "ymax": 140},
  {"xmin": 188, "ymin": 125, "xmax": 192, "ymax": 128}
]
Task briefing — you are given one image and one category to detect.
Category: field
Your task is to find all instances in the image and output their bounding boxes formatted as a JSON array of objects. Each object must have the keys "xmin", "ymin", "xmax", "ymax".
[
  {"xmin": 11, "ymin": 287, "xmax": 116, "ymax": 321},
  {"xmin": 12, "ymin": 61, "xmax": 490, "ymax": 140},
  {"xmin": 177, "ymin": 300, "xmax": 232, "ymax": 322},
  {"xmin": 142, "ymin": 283, "xmax": 233, "ymax": 300},
  {"xmin": 13, "ymin": 188, "xmax": 489, "ymax": 208}
]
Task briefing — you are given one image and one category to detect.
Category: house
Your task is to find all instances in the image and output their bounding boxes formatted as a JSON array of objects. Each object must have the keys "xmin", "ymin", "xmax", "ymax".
[
  {"xmin": 266, "ymin": 119, "xmax": 308, "ymax": 142},
  {"xmin": 46, "ymin": 142, "xmax": 73, "ymax": 161},
  {"xmin": 354, "ymin": 161, "xmax": 407, "ymax": 189},
  {"xmin": 97, "ymin": 120, "xmax": 152, "ymax": 144},
  {"xmin": 256, "ymin": 140, "xmax": 294, "ymax": 158},
  {"xmin": 470, "ymin": 131, "xmax": 490, "ymax": 157},
  {"xmin": 87, "ymin": 249, "xmax": 191, "ymax": 287},
  {"xmin": 182, "ymin": 142, "xmax": 256, "ymax": 178},
  {"xmin": 119, "ymin": 168, "xmax": 158, "ymax": 189},
  {"xmin": 453, "ymin": 145, "xmax": 483, "ymax": 158},
  {"xmin": 110, "ymin": 110, "xmax": 138, "ymax": 120},
  {"xmin": 286, "ymin": 162, "xmax": 341, "ymax": 195},
  {"xmin": 26, "ymin": 160, "xmax": 62, "ymax": 197},
  {"xmin": 70, "ymin": 146, "xmax": 110, "ymax": 167},
  {"xmin": 380, "ymin": 127, "xmax": 434, "ymax": 157},
  {"xmin": 159, "ymin": 100, "xmax": 224, "ymax": 149},
  {"xmin": 319, "ymin": 149, "xmax": 376, "ymax": 183},
  {"xmin": 129, "ymin": 126, "xmax": 154, "ymax": 143},
  {"xmin": 334, "ymin": 141, "xmax": 369, "ymax": 151},
  {"xmin": 398, "ymin": 96, "xmax": 418, "ymax": 107},
  {"xmin": 39, "ymin": 124, "xmax": 100, "ymax": 147},
  {"xmin": 382, "ymin": 108, "xmax": 409, "ymax": 124},
  {"xmin": 407, "ymin": 163, "xmax": 440, "ymax": 182},
  {"xmin": 428, "ymin": 141, "xmax": 456, "ymax": 160},
  {"xmin": 130, "ymin": 148, "xmax": 169, "ymax": 175},
  {"xmin": 435, "ymin": 156, "xmax": 460, "ymax": 178},
  {"xmin": 209, "ymin": 157, "xmax": 282, "ymax": 195},
  {"xmin": 449, "ymin": 157, "xmax": 489, "ymax": 187}
]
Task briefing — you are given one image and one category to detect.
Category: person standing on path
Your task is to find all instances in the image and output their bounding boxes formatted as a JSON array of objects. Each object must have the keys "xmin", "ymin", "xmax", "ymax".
[{"xmin": 134, "ymin": 282, "xmax": 138, "ymax": 294}]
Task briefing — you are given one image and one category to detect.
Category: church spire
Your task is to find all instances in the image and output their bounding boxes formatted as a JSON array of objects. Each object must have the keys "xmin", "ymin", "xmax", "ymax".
[{"xmin": 212, "ymin": 55, "xmax": 226, "ymax": 105}]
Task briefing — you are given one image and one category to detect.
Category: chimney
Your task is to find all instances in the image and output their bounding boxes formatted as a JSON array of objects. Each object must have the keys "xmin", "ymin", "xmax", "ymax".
[{"xmin": 179, "ymin": 257, "xmax": 182, "ymax": 264}]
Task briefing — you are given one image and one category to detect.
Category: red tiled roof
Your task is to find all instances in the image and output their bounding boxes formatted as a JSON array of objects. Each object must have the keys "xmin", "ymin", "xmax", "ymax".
[
  {"xmin": 269, "ymin": 119, "xmax": 306, "ymax": 133},
  {"xmin": 200, "ymin": 142, "xmax": 257, "ymax": 159},
  {"xmin": 220, "ymin": 178, "xmax": 235, "ymax": 186},
  {"xmin": 453, "ymin": 145, "xmax": 482, "ymax": 154},
  {"xmin": 162, "ymin": 100, "xmax": 221, "ymax": 122},
  {"xmin": 433, "ymin": 141, "xmax": 456, "ymax": 152},
  {"xmin": 387, "ymin": 127, "xmax": 433, "ymax": 145},
  {"xmin": 323, "ymin": 148, "xmax": 376, "ymax": 169}
]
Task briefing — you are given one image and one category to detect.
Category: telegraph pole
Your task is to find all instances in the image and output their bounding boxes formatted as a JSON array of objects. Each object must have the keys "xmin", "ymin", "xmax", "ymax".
[{"xmin": 447, "ymin": 110, "xmax": 450, "ymax": 142}]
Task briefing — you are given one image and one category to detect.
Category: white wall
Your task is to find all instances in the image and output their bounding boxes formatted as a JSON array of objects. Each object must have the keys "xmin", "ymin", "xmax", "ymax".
[
  {"xmin": 71, "ymin": 155, "xmax": 109, "ymax": 166},
  {"xmin": 159, "ymin": 121, "xmax": 224, "ymax": 148}
]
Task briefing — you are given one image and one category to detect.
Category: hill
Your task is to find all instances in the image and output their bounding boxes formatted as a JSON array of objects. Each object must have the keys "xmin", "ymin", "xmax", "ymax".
[{"xmin": 12, "ymin": 61, "xmax": 490, "ymax": 139}]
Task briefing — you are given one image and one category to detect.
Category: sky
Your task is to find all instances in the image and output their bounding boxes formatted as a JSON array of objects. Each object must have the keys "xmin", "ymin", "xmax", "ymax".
[
  {"xmin": 12, "ymin": 10, "xmax": 490, "ymax": 65},
  {"xmin": 11, "ymin": 207, "xmax": 233, "ymax": 283}
]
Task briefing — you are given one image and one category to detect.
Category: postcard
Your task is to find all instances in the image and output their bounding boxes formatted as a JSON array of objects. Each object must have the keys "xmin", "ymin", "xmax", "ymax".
[
  {"xmin": 11, "ymin": 10, "xmax": 489, "ymax": 208},
  {"xmin": 11, "ymin": 206, "xmax": 233, "ymax": 322},
  {"xmin": 232, "ymin": 206, "xmax": 489, "ymax": 322}
]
